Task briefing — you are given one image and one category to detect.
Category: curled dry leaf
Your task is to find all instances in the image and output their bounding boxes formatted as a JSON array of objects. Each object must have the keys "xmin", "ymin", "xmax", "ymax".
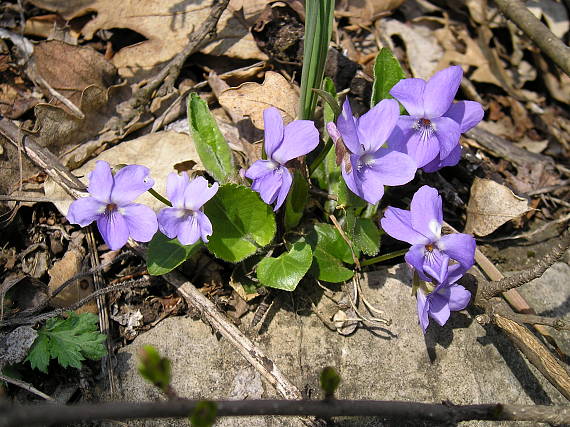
[
  {"xmin": 218, "ymin": 71, "xmax": 298, "ymax": 129},
  {"xmin": 28, "ymin": 0, "xmax": 267, "ymax": 80},
  {"xmin": 380, "ymin": 19, "xmax": 442, "ymax": 80},
  {"xmin": 333, "ymin": 308, "xmax": 358, "ymax": 335},
  {"xmin": 30, "ymin": 40, "xmax": 117, "ymax": 114},
  {"xmin": 336, "ymin": 0, "xmax": 406, "ymax": 26},
  {"xmin": 48, "ymin": 245, "xmax": 97, "ymax": 314},
  {"xmin": 464, "ymin": 178, "xmax": 531, "ymax": 237}
]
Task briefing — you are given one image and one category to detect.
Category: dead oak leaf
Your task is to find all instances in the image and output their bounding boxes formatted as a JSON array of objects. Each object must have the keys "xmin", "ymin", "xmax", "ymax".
[
  {"xmin": 464, "ymin": 178, "xmax": 531, "ymax": 237},
  {"xmin": 29, "ymin": 0, "xmax": 267, "ymax": 80},
  {"xmin": 218, "ymin": 71, "xmax": 298, "ymax": 129}
]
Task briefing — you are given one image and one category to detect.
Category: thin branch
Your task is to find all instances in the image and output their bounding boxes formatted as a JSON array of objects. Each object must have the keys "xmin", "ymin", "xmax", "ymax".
[
  {"xmin": 0, "ymin": 278, "xmax": 150, "ymax": 327},
  {"xmin": 497, "ymin": 311, "xmax": 570, "ymax": 331},
  {"xmin": 493, "ymin": 0, "xmax": 570, "ymax": 76},
  {"xmin": 1, "ymin": 399, "xmax": 569, "ymax": 426},
  {"xmin": 477, "ymin": 213, "xmax": 570, "ymax": 243},
  {"xmin": 481, "ymin": 226, "xmax": 570, "ymax": 300},
  {"xmin": 0, "ymin": 374, "xmax": 55, "ymax": 402}
]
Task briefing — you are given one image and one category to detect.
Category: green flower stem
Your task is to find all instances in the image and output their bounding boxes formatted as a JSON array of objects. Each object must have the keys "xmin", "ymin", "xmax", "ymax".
[
  {"xmin": 148, "ymin": 188, "xmax": 172, "ymax": 207},
  {"xmin": 309, "ymin": 139, "xmax": 333, "ymax": 176},
  {"xmin": 360, "ymin": 249, "xmax": 407, "ymax": 267}
]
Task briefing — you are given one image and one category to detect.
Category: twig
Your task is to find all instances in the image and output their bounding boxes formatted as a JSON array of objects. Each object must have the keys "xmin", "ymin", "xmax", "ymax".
[
  {"xmin": 0, "ymin": 278, "xmax": 150, "ymax": 327},
  {"xmin": 464, "ymin": 126, "xmax": 553, "ymax": 170},
  {"xmin": 86, "ymin": 227, "xmax": 116, "ymax": 396},
  {"xmin": 0, "ymin": 374, "xmax": 55, "ymax": 402},
  {"xmin": 126, "ymin": 0, "xmax": 230, "ymax": 113},
  {"xmin": 481, "ymin": 226, "xmax": 570, "ymax": 300},
  {"xmin": 493, "ymin": 0, "xmax": 570, "ymax": 76},
  {"xmin": 495, "ymin": 311, "xmax": 570, "ymax": 331},
  {"xmin": 1, "ymin": 399, "xmax": 569, "ymax": 426},
  {"xmin": 34, "ymin": 75, "xmax": 84, "ymax": 119},
  {"xmin": 0, "ymin": 195, "xmax": 66, "ymax": 203},
  {"xmin": 492, "ymin": 309, "xmax": 570, "ymax": 401},
  {"xmin": 477, "ymin": 212, "xmax": 570, "ymax": 242}
]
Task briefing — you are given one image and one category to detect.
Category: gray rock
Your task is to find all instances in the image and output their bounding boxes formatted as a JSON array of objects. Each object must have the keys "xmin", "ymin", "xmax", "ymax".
[{"xmin": 104, "ymin": 265, "xmax": 568, "ymax": 426}]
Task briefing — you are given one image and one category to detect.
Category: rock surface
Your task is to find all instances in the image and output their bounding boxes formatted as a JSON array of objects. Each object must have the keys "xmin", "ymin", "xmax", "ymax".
[{"xmin": 104, "ymin": 264, "xmax": 568, "ymax": 426}]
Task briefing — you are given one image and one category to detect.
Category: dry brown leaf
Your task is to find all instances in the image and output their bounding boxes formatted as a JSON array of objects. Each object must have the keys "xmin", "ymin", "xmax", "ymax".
[
  {"xmin": 48, "ymin": 246, "xmax": 97, "ymax": 314},
  {"xmin": 380, "ymin": 19, "xmax": 442, "ymax": 80},
  {"xmin": 31, "ymin": 40, "xmax": 117, "ymax": 112},
  {"xmin": 464, "ymin": 178, "xmax": 531, "ymax": 236},
  {"xmin": 218, "ymin": 71, "xmax": 298, "ymax": 129},
  {"xmin": 29, "ymin": 0, "xmax": 267, "ymax": 80},
  {"xmin": 46, "ymin": 131, "xmax": 204, "ymax": 216},
  {"xmin": 337, "ymin": 0, "xmax": 405, "ymax": 26},
  {"xmin": 434, "ymin": 25, "xmax": 501, "ymax": 87}
]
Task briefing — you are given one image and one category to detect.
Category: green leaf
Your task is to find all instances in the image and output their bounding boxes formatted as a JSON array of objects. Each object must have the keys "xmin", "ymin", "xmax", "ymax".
[
  {"xmin": 284, "ymin": 170, "xmax": 309, "ymax": 230},
  {"xmin": 138, "ymin": 345, "xmax": 172, "ymax": 393},
  {"xmin": 26, "ymin": 334, "xmax": 50, "ymax": 373},
  {"xmin": 351, "ymin": 218, "xmax": 381, "ymax": 256},
  {"xmin": 190, "ymin": 401, "xmax": 217, "ymax": 427},
  {"xmin": 204, "ymin": 184, "xmax": 276, "ymax": 262},
  {"xmin": 312, "ymin": 88, "xmax": 341, "ymax": 117},
  {"xmin": 256, "ymin": 241, "xmax": 313, "ymax": 291},
  {"xmin": 371, "ymin": 48, "xmax": 405, "ymax": 108},
  {"xmin": 147, "ymin": 232, "xmax": 200, "ymax": 276},
  {"xmin": 27, "ymin": 312, "xmax": 107, "ymax": 373},
  {"xmin": 187, "ymin": 93, "xmax": 234, "ymax": 183},
  {"xmin": 320, "ymin": 366, "xmax": 341, "ymax": 398},
  {"xmin": 307, "ymin": 223, "xmax": 354, "ymax": 283},
  {"xmin": 298, "ymin": 0, "xmax": 335, "ymax": 120},
  {"xmin": 337, "ymin": 180, "xmax": 367, "ymax": 210}
]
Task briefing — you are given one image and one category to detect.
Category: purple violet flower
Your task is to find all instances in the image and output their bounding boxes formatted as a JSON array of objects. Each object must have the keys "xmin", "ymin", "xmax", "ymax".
[
  {"xmin": 157, "ymin": 173, "xmax": 218, "ymax": 245},
  {"xmin": 245, "ymin": 107, "xmax": 319, "ymax": 211},
  {"xmin": 380, "ymin": 185, "xmax": 476, "ymax": 283},
  {"xmin": 416, "ymin": 263, "xmax": 471, "ymax": 333},
  {"xmin": 389, "ymin": 66, "xmax": 484, "ymax": 170},
  {"xmin": 326, "ymin": 98, "xmax": 417, "ymax": 205},
  {"xmin": 67, "ymin": 160, "xmax": 158, "ymax": 250}
]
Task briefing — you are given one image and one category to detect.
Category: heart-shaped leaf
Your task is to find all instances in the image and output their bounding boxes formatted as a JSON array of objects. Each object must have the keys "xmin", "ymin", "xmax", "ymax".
[
  {"xmin": 256, "ymin": 241, "xmax": 312, "ymax": 291},
  {"xmin": 204, "ymin": 184, "xmax": 276, "ymax": 262},
  {"xmin": 147, "ymin": 232, "xmax": 200, "ymax": 276}
]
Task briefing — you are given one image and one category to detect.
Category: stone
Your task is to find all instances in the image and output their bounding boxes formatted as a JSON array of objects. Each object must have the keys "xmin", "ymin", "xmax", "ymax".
[{"xmin": 104, "ymin": 264, "xmax": 568, "ymax": 426}]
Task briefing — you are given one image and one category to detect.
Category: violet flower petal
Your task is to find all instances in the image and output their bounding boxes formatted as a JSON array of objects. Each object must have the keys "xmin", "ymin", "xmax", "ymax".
[
  {"xmin": 422, "ymin": 145, "xmax": 462, "ymax": 173},
  {"xmin": 405, "ymin": 130, "xmax": 440, "ymax": 168},
  {"xmin": 432, "ymin": 116, "xmax": 461, "ymax": 159},
  {"xmin": 245, "ymin": 160, "xmax": 278, "ymax": 180},
  {"xmin": 96, "ymin": 210, "xmax": 130, "ymax": 250},
  {"xmin": 262, "ymin": 107, "xmax": 284, "ymax": 159},
  {"xmin": 405, "ymin": 244, "xmax": 430, "ymax": 281},
  {"xmin": 416, "ymin": 289, "xmax": 430, "ymax": 332},
  {"xmin": 354, "ymin": 166, "xmax": 385, "ymax": 205},
  {"xmin": 111, "ymin": 165, "xmax": 154, "ymax": 205},
  {"xmin": 122, "ymin": 203, "xmax": 158, "ymax": 242},
  {"xmin": 157, "ymin": 207, "xmax": 184, "ymax": 240},
  {"xmin": 272, "ymin": 120, "xmax": 319, "ymax": 164},
  {"xmin": 410, "ymin": 185, "xmax": 442, "ymax": 240},
  {"xmin": 87, "ymin": 160, "xmax": 114, "ymax": 203},
  {"xmin": 438, "ymin": 233, "xmax": 476, "ymax": 271},
  {"xmin": 67, "ymin": 197, "xmax": 105, "ymax": 227},
  {"xmin": 380, "ymin": 207, "xmax": 429, "ymax": 245},
  {"xmin": 274, "ymin": 166, "xmax": 292, "ymax": 211},
  {"xmin": 326, "ymin": 122, "xmax": 341, "ymax": 144},
  {"xmin": 389, "ymin": 78, "xmax": 426, "ymax": 117},
  {"xmin": 423, "ymin": 251, "xmax": 449, "ymax": 283},
  {"xmin": 357, "ymin": 99, "xmax": 400, "ymax": 152},
  {"xmin": 423, "ymin": 66, "xmax": 462, "ymax": 119},
  {"xmin": 177, "ymin": 214, "xmax": 201, "ymax": 246},
  {"xmin": 447, "ymin": 284, "xmax": 471, "ymax": 311},
  {"xmin": 252, "ymin": 171, "xmax": 281, "ymax": 206},
  {"xmin": 196, "ymin": 210, "xmax": 213, "ymax": 243},
  {"xmin": 444, "ymin": 100, "xmax": 484, "ymax": 133},
  {"xmin": 389, "ymin": 116, "xmax": 417, "ymax": 153},
  {"xmin": 183, "ymin": 176, "xmax": 218, "ymax": 211},
  {"xmin": 428, "ymin": 291, "xmax": 451, "ymax": 326},
  {"xmin": 367, "ymin": 150, "xmax": 417, "ymax": 186},
  {"xmin": 166, "ymin": 172, "xmax": 189, "ymax": 209},
  {"xmin": 336, "ymin": 99, "xmax": 361, "ymax": 155}
]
